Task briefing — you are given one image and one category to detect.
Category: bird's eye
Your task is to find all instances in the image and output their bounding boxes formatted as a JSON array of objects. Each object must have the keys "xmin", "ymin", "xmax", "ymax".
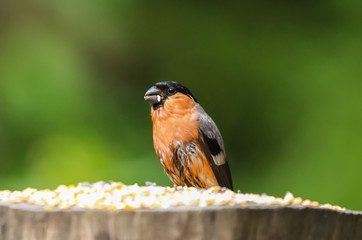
[{"xmin": 168, "ymin": 87, "xmax": 176, "ymax": 94}]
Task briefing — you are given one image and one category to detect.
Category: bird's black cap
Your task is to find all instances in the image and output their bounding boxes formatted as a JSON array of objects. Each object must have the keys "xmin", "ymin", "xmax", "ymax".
[{"xmin": 144, "ymin": 81, "xmax": 197, "ymax": 109}]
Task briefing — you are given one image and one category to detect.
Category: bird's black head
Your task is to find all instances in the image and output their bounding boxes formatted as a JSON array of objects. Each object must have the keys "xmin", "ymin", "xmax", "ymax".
[{"xmin": 144, "ymin": 81, "xmax": 197, "ymax": 110}]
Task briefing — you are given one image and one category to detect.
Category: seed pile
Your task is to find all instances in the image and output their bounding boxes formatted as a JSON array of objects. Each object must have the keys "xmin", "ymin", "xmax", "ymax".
[{"xmin": 0, "ymin": 182, "xmax": 345, "ymax": 211}]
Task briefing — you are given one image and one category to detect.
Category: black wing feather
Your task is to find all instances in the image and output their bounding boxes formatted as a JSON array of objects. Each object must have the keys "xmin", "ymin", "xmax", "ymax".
[{"xmin": 197, "ymin": 105, "xmax": 233, "ymax": 190}]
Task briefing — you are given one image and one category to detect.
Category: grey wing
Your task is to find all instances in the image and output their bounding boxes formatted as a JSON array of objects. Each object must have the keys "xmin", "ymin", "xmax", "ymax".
[{"xmin": 197, "ymin": 105, "xmax": 233, "ymax": 190}]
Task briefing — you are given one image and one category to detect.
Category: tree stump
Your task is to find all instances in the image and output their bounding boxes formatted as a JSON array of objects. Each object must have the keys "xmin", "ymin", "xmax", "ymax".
[{"xmin": 0, "ymin": 202, "xmax": 361, "ymax": 240}]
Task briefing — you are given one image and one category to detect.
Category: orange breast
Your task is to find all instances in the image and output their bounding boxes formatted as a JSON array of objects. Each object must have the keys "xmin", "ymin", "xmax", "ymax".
[{"xmin": 151, "ymin": 93, "xmax": 218, "ymax": 188}]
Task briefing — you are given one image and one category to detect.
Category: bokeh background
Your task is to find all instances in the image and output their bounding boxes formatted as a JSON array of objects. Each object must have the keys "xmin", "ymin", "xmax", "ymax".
[{"xmin": 0, "ymin": 1, "xmax": 361, "ymax": 210}]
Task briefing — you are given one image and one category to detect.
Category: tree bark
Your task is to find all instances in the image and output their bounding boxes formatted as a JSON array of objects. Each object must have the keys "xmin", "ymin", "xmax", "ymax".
[{"xmin": 0, "ymin": 202, "xmax": 361, "ymax": 240}]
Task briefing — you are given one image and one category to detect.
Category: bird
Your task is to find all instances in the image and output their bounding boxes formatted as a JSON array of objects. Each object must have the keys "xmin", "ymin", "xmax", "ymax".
[{"xmin": 144, "ymin": 81, "xmax": 233, "ymax": 190}]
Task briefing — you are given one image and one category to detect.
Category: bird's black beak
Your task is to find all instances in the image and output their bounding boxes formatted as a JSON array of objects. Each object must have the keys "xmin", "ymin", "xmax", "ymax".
[{"xmin": 144, "ymin": 86, "xmax": 162, "ymax": 105}]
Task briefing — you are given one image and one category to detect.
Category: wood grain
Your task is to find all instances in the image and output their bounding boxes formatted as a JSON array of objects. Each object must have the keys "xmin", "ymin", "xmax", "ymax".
[{"xmin": 0, "ymin": 202, "xmax": 361, "ymax": 240}]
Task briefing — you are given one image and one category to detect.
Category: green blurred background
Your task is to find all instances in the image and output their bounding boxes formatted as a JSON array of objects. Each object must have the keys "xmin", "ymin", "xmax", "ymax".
[{"xmin": 0, "ymin": 1, "xmax": 361, "ymax": 210}]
